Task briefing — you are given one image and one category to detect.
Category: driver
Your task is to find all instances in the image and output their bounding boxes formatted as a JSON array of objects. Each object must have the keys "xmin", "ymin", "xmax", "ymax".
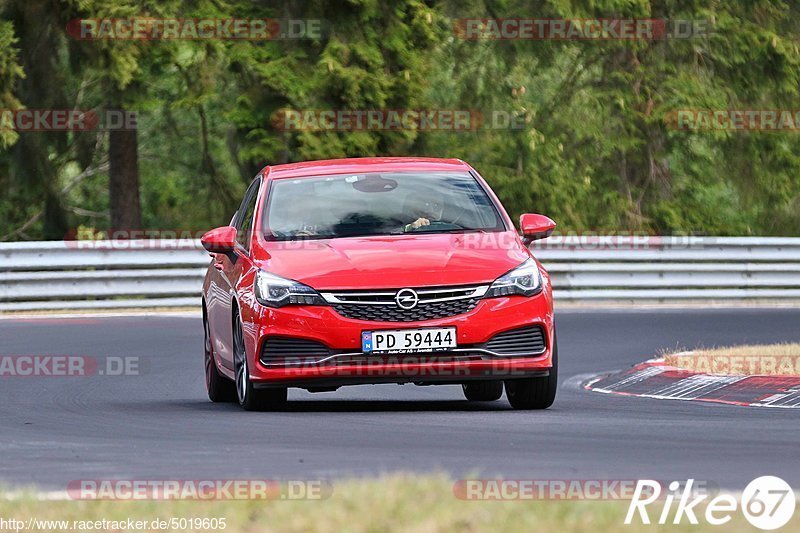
[
  {"xmin": 271, "ymin": 198, "xmax": 317, "ymax": 238},
  {"xmin": 404, "ymin": 194, "xmax": 444, "ymax": 232}
]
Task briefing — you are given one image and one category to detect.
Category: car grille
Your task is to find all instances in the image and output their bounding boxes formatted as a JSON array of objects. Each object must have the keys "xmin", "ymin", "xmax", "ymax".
[
  {"xmin": 260, "ymin": 337, "xmax": 331, "ymax": 366},
  {"xmin": 322, "ymin": 285, "xmax": 488, "ymax": 322},
  {"xmin": 483, "ymin": 325, "xmax": 546, "ymax": 356},
  {"xmin": 332, "ymin": 298, "xmax": 480, "ymax": 322}
]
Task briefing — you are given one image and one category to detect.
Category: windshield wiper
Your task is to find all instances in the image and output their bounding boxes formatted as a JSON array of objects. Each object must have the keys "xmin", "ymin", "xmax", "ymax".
[
  {"xmin": 405, "ymin": 227, "xmax": 490, "ymax": 235},
  {"xmin": 269, "ymin": 228, "xmax": 492, "ymax": 240},
  {"xmin": 266, "ymin": 234, "xmax": 337, "ymax": 242}
]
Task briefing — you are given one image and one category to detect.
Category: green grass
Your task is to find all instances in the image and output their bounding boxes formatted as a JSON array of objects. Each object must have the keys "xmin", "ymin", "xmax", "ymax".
[{"xmin": 1, "ymin": 475, "xmax": 792, "ymax": 532}]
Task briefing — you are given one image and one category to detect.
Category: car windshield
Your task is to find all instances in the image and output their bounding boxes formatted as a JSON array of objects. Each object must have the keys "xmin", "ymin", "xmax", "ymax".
[{"xmin": 263, "ymin": 171, "xmax": 505, "ymax": 241}]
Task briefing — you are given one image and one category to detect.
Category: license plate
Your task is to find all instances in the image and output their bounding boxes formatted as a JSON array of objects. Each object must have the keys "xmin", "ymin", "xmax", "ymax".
[{"xmin": 362, "ymin": 327, "xmax": 456, "ymax": 354}]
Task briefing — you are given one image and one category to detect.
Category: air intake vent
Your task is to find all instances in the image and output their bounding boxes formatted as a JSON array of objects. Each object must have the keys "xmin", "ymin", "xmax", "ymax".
[
  {"xmin": 260, "ymin": 337, "xmax": 331, "ymax": 365},
  {"xmin": 484, "ymin": 326, "xmax": 546, "ymax": 356}
]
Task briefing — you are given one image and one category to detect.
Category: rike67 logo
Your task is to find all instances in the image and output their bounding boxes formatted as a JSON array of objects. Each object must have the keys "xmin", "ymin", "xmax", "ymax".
[{"xmin": 626, "ymin": 476, "xmax": 795, "ymax": 530}]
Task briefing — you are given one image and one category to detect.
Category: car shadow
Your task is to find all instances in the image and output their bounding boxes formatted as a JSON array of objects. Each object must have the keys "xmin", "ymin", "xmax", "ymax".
[
  {"xmin": 175, "ymin": 399, "xmax": 513, "ymax": 413},
  {"xmin": 281, "ymin": 399, "xmax": 512, "ymax": 412}
]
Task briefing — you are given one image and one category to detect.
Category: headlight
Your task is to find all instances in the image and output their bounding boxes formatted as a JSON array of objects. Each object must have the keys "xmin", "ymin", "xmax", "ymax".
[
  {"xmin": 254, "ymin": 270, "xmax": 326, "ymax": 307},
  {"xmin": 485, "ymin": 258, "xmax": 543, "ymax": 298}
]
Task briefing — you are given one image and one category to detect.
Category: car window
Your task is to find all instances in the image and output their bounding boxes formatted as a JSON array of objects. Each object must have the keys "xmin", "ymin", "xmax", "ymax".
[
  {"xmin": 263, "ymin": 172, "xmax": 505, "ymax": 241},
  {"xmin": 235, "ymin": 178, "xmax": 261, "ymax": 252}
]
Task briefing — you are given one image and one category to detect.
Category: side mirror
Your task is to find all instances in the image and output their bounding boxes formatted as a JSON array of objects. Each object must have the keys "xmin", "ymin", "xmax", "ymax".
[
  {"xmin": 201, "ymin": 226, "xmax": 237, "ymax": 254},
  {"xmin": 520, "ymin": 214, "xmax": 556, "ymax": 242}
]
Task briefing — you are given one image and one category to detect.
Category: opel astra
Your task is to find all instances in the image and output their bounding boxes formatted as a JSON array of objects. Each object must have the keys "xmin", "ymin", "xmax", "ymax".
[{"xmin": 201, "ymin": 158, "xmax": 557, "ymax": 410}]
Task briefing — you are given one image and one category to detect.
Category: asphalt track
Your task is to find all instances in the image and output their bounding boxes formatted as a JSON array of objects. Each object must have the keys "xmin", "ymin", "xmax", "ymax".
[{"xmin": 1, "ymin": 308, "xmax": 799, "ymax": 491}]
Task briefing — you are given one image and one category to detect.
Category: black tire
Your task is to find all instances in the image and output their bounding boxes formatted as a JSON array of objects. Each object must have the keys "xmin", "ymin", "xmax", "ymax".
[
  {"xmin": 233, "ymin": 309, "xmax": 287, "ymax": 411},
  {"xmin": 204, "ymin": 311, "xmax": 236, "ymax": 403},
  {"xmin": 462, "ymin": 381, "xmax": 503, "ymax": 401},
  {"xmin": 504, "ymin": 332, "xmax": 558, "ymax": 410}
]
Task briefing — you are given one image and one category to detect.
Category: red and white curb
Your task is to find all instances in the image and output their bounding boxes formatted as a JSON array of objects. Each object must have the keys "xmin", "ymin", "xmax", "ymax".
[{"xmin": 584, "ymin": 357, "xmax": 800, "ymax": 408}]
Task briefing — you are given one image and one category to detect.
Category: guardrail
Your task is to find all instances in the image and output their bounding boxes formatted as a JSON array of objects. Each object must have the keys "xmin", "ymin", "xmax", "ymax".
[
  {"xmin": 533, "ymin": 236, "xmax": 800, "ymax": 301},
  {"xmin": 0, "ymin": 241, "xmax": 207, "ymax": 311},
  {"xmin": 1, "ymin": 237, "xmax": 799, "ymax": 311}
]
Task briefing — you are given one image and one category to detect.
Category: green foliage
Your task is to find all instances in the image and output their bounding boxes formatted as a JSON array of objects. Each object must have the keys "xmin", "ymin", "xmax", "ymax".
[
  {"xmin": 1, "ymin": 0, "xmax": 800, "ymax": 239},
  {"xmin": 0, "ymin": 21, "xmax": 24, "ymax": 149}
]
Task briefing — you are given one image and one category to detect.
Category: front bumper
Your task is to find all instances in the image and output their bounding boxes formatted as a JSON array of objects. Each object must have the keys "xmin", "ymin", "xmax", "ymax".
[{"xmin": 247, "ymin": 292, "xmax": 554, "ymax": 386}]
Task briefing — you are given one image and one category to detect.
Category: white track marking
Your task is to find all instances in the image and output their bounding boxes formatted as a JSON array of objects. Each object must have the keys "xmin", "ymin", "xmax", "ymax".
[
  {"xmin": 592, "ymin": 366, "xmax": 666, "ymax": 393},
  {"xmin": 643, "ymin": 374, "xmax": 745, "ymax": 400}
]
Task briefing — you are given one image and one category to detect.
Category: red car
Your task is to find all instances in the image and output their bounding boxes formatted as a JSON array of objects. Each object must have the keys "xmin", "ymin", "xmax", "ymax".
[{"xmin": 201, "ymin": 157, "xmax": 557, "ymax": 411}]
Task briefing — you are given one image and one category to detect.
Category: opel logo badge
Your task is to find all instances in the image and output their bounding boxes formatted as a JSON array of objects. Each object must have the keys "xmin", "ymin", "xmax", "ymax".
[{"xmin": 395, "ymin": 288, "xmax": 419, "ymax": 310}]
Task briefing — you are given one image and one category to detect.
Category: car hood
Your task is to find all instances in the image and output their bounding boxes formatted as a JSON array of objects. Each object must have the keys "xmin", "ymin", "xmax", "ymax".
[{"xmin": 257, "ymin": 232, "xmax": 529, "ymax": 289}]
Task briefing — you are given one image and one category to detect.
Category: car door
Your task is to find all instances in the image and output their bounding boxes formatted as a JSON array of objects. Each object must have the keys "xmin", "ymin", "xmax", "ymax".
[{"xmin": 209, "ymin": 177, "xmax": 261, "ymax": 371}]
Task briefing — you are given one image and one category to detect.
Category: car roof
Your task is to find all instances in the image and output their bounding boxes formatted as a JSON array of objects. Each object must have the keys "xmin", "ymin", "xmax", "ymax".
[{"xmin": 260, "ymin": 157, "xmax": 471, "ymax": 180}]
